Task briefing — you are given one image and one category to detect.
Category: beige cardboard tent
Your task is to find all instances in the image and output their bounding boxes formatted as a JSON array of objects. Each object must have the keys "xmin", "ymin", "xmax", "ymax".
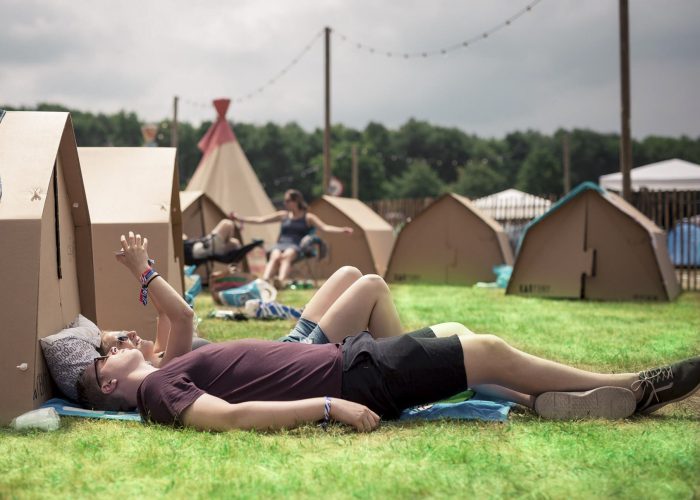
[
  {"xmin": 79, "ymin": 147, "xmax": 184, "ymax": 339},
  {"xmin": 308, "ymin": 196, "xmax": 394, "ymax": 277},
  {"xmin": 0, "ymin": 111, "xmax": 96, "ymax": 424},
  {"xmin": 180, "ymin": 190, "xmax": 243, "ymax": 282},
  {"xmin": 385, "ymin": 193, "xmax": 514, "ymax": 284},
  {"xmin": 507, "ymin": 182, "xmax": 680, "ymax": 301},
  {"xmin": 185, "ymin": 99, "xmax": 278, "ymax": 245}
]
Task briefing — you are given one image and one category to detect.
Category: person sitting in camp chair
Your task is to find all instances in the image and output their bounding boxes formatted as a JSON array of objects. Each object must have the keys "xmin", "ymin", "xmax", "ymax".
[
  {"xmin": 76, "ymin": 231, "xmax": 700, "ymax": 428},
  {"xmin": 230, "ymin": 189, "xmax": 352, "ymax": 289},
  {"xmin": 183, "ymin": 218, "xmax": 263, "ymax": 267}
]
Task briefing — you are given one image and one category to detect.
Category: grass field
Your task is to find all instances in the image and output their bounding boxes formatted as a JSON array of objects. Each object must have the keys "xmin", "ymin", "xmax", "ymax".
[{"xmin": 2, "ymin": 286, "xmax": 699, "ymax": 499}]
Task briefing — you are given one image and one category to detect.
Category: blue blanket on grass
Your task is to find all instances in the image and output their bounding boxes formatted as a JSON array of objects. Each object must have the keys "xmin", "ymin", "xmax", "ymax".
[{"xmin": 42, "ymin": 396, "xmax": 513, "ymax": 423}]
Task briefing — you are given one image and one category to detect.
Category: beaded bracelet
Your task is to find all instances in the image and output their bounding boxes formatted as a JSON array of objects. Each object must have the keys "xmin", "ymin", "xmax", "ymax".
[{"xmin": 321, "ymin": 396, "xmax": 332, "ymax": 431}]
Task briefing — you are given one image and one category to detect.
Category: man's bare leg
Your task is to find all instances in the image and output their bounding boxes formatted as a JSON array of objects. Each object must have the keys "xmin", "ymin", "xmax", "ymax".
[
  {"xmin": 318, "ymin": 274, "xmax": 403, "ymax": 343},
  {"xmin": 459, "ymin": 334, "xmax": 638, "ymax": 395},
  {"xmin": 431, "ymin": 323, "xmax": 534, "ymax": 407}
]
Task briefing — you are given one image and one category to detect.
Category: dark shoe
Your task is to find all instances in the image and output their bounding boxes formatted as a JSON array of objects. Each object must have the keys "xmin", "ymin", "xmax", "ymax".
[
  {"xmin": 535, "ymin": 387, "xmax": 636, "ymax": 420},
  {"xmin": 633, "ymin": 356, "xmax": 700, "ymax": 414}
]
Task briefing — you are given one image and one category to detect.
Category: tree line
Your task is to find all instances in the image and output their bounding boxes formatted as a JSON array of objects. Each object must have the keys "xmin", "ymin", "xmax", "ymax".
[{"xmin": 6, "ymin": 103, "xmax": 700, "ymax": 204}]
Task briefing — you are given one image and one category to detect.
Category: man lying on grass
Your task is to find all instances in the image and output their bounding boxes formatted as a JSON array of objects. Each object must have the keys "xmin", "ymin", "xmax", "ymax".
[{"xmin": 77, "ymin": 232, "xmax": 700, "ymax": 430}]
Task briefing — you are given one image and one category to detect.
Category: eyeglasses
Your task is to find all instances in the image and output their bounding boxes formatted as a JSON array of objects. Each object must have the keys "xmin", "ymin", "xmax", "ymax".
[{"xmin": 93, "ymin": 355, "xmax": 109, "ymax": 390}]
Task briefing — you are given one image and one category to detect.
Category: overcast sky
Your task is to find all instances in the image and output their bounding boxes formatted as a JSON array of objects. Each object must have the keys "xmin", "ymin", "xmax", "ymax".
[{"xmin": 1, "ymin": 0, "xmax": 699, "ymax": 138}]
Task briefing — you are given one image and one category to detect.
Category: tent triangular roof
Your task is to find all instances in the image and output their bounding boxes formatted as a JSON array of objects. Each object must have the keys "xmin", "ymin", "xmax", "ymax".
[
  {"xmin": 308, "ymin": 196, "xmax": 394, "ymax": 277},
  {"xmin": 599, "ymin": 158, "xmax": 700, "ymax": 191},
  {"xmin": 185, "ymin": 99, "xmax": 278, "ymax": 245}
]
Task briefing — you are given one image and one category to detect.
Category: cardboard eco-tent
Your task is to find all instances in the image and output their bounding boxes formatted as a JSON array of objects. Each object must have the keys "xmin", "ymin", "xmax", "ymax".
[
  {"xmin": 385, "ymin": 193, "xmax": 514, "ymax": 284},
  {"xmin": 185, "ymin": 99, "xmax": 278, "ymax": 246},
  {"xmin": 308, "ymin": 196, "xmax": 394, "ymax": 278},
  {"xmin": 506, "ymin": 182, "xmax": 680, "ymax": 301},
  {"xmin": 0, "ymin": 111, "xmax": 96, "ymax": 424},
  {"xmin": 79, "ymin": 147, "xmax": 184, "ymax": 339}
]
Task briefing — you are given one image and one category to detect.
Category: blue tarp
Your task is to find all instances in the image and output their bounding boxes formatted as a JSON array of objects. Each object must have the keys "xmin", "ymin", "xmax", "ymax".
[{"xmin": 667, "ymin": 222, "xmax": 700, "ymax": 266}]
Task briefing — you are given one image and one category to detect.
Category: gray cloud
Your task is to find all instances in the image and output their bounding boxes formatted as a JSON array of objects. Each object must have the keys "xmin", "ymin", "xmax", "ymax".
[{"xmin": 1, "ymin": 0, "xmax": 698, "ymax": 138}]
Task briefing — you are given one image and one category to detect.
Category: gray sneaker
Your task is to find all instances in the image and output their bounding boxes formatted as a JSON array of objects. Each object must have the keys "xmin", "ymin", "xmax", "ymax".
[{"xmin": 534, "ymin": 387, "xmax": 636, "ymax": 420}]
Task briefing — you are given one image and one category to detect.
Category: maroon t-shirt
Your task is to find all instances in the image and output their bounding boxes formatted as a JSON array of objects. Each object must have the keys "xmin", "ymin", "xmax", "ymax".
[{"xmin": 136, "ymin": 339, "xmax": 343, "ymax": 425}]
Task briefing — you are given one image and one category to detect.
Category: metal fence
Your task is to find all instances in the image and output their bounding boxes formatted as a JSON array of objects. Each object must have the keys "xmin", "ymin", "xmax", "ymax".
[
  {"xmin": 368, "ymin": 190, "xmax": 700, "ymax": 291},
  {"xmin": 631, "ymin": 189, "xmax": 700, "ymax": 291}
]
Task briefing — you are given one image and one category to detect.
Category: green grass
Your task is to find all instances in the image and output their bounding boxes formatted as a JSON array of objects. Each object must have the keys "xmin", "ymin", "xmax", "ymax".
[{"xmin": 2, "ymin": 287, "xmax": 699, "ymax": 499}]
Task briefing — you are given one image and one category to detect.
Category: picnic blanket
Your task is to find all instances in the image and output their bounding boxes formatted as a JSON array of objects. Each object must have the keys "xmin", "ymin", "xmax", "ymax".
[{"xmin": 41, "ymin": 394, "xmax": 513, "ymax": 424}]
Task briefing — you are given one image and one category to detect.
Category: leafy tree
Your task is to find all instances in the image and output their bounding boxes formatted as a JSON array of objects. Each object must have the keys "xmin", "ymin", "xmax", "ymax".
[
  {"xmin": 387, "ymin": 161, "xmax": 445, "ymax": 198},
  {"xmin": 451, "ymin": 160, "xmax": 506, "ymax": 198},
  {"xmin": 516, "ymin": 145, "xmax": 562, "ymax": 196}
]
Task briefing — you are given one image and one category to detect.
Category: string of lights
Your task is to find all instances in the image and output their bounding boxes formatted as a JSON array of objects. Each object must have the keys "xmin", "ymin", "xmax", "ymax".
[
  {"xmin": 181, "ymin": 29, "xmax": 324, "ymax": 110},
  {"xmin": 333, "ymin": 0, "xmax": 542, "ymax": 59},
  {"xmin": 181, "ymin": 2, "xmax": 541, "ymax": 111}
]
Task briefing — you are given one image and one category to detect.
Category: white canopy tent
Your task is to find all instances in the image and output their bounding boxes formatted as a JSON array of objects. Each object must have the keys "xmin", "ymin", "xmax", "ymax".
[
  {"xmin": 473, "ymin": 188, "xmax": 552, "ymax": 220},
  {"xmin": 599, "ymin": 159, "xmax": 700, "ymax": 191}
]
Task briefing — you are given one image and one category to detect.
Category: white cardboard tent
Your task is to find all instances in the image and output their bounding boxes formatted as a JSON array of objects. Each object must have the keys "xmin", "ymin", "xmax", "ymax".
[
  {"xmin": 0, "ymin": 111, "xmax": 96, "ymax": 424},
  {"xmin": 308, "ymin": 196, "xmax": 394, "ymax": 278},
  {"xmin": 79, "ymin": 147, "xmax": 184, "ymax": 340},
  {"xmin": 507, "ymin": 183, "xmax": 680, "ymax": 301},
  {"xmin": 185, "ymin": 99, "xmax": 278, "ymax": 246},
  {"xmin": 599, "ymin": 159, "xmax": 700, "ymax": 191},
  {"xmin": 386, "ymin": 193, "xmax": 514, "ymax": 284},
  {"xmin": 473, "ymin": 188, "xmax": 552, "ymax": 220}
]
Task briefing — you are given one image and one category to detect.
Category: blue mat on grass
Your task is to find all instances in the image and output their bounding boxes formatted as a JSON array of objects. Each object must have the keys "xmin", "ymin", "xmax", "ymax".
[{"xmin": 42, "ymin": 395, "xmax": 513, "ymax": 423}]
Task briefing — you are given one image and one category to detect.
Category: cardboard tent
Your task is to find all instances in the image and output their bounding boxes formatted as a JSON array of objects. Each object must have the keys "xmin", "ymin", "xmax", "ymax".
[
  {"xmin": 0, "ymin": 111, "xmax": 96, "ymax": 424},
  {"xmin": 185, "ymin": 99, "xmax": 278, "ymax": 246},
  {"xmin": 506, "ymin": 182, "xmax": 680, "ymax": 301},
  {"xmin": 308, "ymin": 196, "xmax": 394, "ymax": 278},
  {"xmin": 180, "ymin": 190, "xmax": 244, "ymax": 282},
  {"xmin": 79, "ymin": 147, "xmax": 184, "ymax": 339},
  {"xmin": 599, "ymin": 158, "xmax": 700, "ymax": 191},
  {"xmin": 385, "ymin": 193, "xmax": 514, "ymax": 285}
]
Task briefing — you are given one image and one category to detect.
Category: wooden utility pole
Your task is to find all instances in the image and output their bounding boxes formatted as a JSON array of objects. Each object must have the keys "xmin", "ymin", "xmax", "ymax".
[
  {"xmin": 619, "ymin": 0, "xmax": 632, "ymax": 201},
  {"xmin": 171, "ymin": 95, "xmax": 179, "ymax": 148},
  {"xmin": 562, "ymin": 132, "xmax": 571, "ymax": 193},
  {"xmin": 323, "ymin": 26, "xmax": 332, "ymax": 194},
  {"xmin": 351, "ymin": 144, "xmax": 359, "ymax": 198}
]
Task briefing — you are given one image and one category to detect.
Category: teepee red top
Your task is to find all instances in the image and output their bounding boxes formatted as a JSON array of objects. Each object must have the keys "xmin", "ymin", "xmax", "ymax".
[{"xmin": 197, "ymin": 98, "xmax": 237, "ymax": 156}]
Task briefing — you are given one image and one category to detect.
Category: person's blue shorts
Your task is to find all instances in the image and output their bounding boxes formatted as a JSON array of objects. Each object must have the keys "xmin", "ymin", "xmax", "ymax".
[{"xmin": 278, "ymin": 317, "xmax": 329, "ymax": 344}]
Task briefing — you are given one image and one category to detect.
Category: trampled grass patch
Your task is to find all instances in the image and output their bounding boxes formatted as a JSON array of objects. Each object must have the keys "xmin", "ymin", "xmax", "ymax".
[{"xmin": 1, "ymin": 286, "xmax": 699, "ymax": 498}]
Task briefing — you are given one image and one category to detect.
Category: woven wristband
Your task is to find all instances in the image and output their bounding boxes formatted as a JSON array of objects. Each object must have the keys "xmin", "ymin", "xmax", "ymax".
[
  {"xmin": 139, "ymin": 268, "xmax": 157, "ymax": 306},
  {"xmin": 321, "ymin": 396, "xmax": 332, "ymax": 431}
]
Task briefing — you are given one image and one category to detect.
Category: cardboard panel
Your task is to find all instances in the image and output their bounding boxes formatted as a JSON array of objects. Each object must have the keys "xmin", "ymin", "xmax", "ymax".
[
  {"xmin": 585, "ymin": 193, "xmax": 669, "ymax": 300},
  {"xmin": 90, "ymin": 223, "xmax": 167, "ymax": 337},
  {"xmin": 386, "ymin": 194, "xmax": 513, "ymax": 285},
  {"xmin": 0, "ymin": 111, "xmax": 93, "ymax": 424},
  {"xmin": 386, "ymin": 199, "xmax": 451, "ymax": 283},
  {"xmin": 308, "ymin": 200, "xmax": 377, "ymax": 277},
  {"xmin": 507, "ymin": 196, "xmax": 588, "ymax": 298},
  {"xmin": 80, "ymin": 147, "xmax": 184, "ymax": 338},
  {"xmin": 0, "ymin": 221, "xmax": 42, "ymax": 424}
]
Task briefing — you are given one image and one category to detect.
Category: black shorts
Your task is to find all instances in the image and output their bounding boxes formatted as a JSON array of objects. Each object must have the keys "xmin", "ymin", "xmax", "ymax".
[{"xmin": 340, "ymin": 330, "xmax": 467, "ymax": 419}]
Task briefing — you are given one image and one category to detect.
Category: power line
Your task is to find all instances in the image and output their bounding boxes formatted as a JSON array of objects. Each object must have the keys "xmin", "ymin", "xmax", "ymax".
[
  {"xmin": 334, "ymin": 0, "xmax": 542, "ymax": 59},
  {"xmin": 181, "ymin": 29, "xmax": 324, "ymax": 110}
]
